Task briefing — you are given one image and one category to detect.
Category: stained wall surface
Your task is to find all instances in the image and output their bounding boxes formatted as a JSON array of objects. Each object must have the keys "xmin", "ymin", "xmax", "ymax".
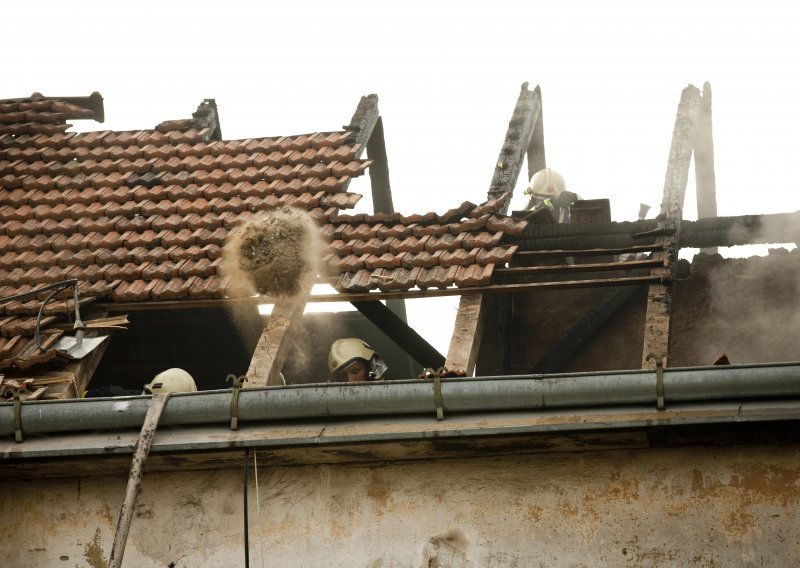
[{"xmin": 3, "ymin": 445, "xmax": 799, "ymax": 567}]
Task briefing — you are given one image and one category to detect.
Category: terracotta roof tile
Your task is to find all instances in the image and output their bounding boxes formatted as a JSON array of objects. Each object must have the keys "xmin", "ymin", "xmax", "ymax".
[
  {"xmin": 454, "ymin": 263, "xmax": 494, "ymax": 287},
  {"xmin": 412, "ymin": 224, "xmax": 450, "ymax": 237},
  {"xmin": 351, "ymin": 237, "xmax": 390, "ymax": 256},
  {"xmin": 401, "ymin": 250, "xmax": 440, "ymax": 269},
  {"xmin": 425, "ymin": 233, "xmax": 464, "ymax": 252},
  {"xmin": 142, "ymin": 260, "xmax": 185, "ymax": 281},
  {"xmin": 390, "ymin": 234, "xmax": 430, "ymax": 254},
  {"xmin": 105, "ymin": 262, "xmax": 143, "ymax": 282},
  {"xmin": 417, "ymin": 265, "xmax": 459, "ymax": 289},
  {"xmin": 337, "ymin": 269, "xmax": 373, "ymax": 292},
  {"xmin": 486, "ymin": 215, "xmax": 527, "ymax": 235},
  {"xmin": 364, "ymin": 252, "xmax": 405, "ymax": 270},
  {"xmin": 112, "ymin": 279, "xmax": 154, "ymax": 302},
  {"xmin": 189, "ymin": 275, "xmax": 226, "ymax": 299},
  {"xmin": 151, "ymin": 277, "xmax": 196, "ymax": 300},
  {"xmin": 115, "ymin": 214, "xmax": 150, "ymax": 233},
  {"xmin": 476, "ymin": 245, "xmax": 518, "ymax": 265},
  {"xmin": 179, "ymin": 257, "xmax": 215, "ymax": 278},
  {"xmin": 463, "ymin": 231, "xmax": 503, "ymax": 249},
  {"xmin": 439, "ymin": 248, "xmax": 478, "ymax": 267},
  {"xmin": 470, "ymin": 191, "xmax": 511, "ymax": 217},
  {"xmin": 376, "ymin": 267, "xmax": 419, "ymax": 291},
  {"xmin": 449, "ymin": 214, "xmax": 490, "ymax": 234}
]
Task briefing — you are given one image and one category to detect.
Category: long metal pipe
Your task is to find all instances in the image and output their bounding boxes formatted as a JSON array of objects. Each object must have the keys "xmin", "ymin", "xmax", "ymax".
[{"xmin": 3, "ymin": 363, "xmax": 800, "ymax": 437}]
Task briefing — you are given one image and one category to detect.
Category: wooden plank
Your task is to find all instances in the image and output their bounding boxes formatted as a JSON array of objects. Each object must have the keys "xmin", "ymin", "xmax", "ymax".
[
  {"xmin": 246, "ymin": 295, "xmax": 308, "ymax": 387},
  {"xmin": 526, "ymin": 86, "xmax": 546, "ymax": 182},
  {"xmin": 488, "ymin": 83, "xmax": 542, "ymax": 213},
  {"xmin": 514, "ymin": 244, "xmax": 664, "ymax": 258},
  {"xmin": 641, "ymin": 85, "xmax": 701, "ymax": 369},
  {"xmin": 109, "ymin": 392, "xmax": 170, "ymax": 568},
  {"xmin": 695, "ymin": 81, "xmax": 718, "ymax": 254},
  {"xmin": 445, "ymin": 294, "xmax": 486, "ymax": 376},
  {"xmin": 351, "ymin": 301, "xmax": 445, "ymax": 369},
  {"xmin": 101, "ymin": 274, "xmax": 666, "ymax": 312},
  {"xmin": 496, "ymin": 258, "xmax": 663, "ymax": 277},
  {"xmin": 366, "ymin": 117, "xmax": 394, "ymax": 214}
]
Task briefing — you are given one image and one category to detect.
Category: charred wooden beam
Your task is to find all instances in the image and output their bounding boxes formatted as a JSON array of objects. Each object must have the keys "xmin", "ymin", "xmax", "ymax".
[
  {"xmin": 351, "ymin": 301, "xmax": 445, "ymax": 369},
  {"xmin": 496, "ymin": 258, "xmax": 663, "ymax": 278},
  {"xmin": 366, "ymin": 116, "xmax": 393, "ymax": 214},
  {"xmin": 511, "ymin": 211, "xmax": 800, "ymax": 251},
  {"xmin": 102, "ymin": 275, "xmax": 667, "ymax": 313},
  {"xmin": 527, "ymin": 89, "xmax": 546, "ymax": 183},
  {"xmin": 641, "ymin": 85, "xmax": 701, "ymax": 369},
  {"xmin": 345, "ymin": 93, "xmax": 380, "ymax": 149},
  {"xmin": 488, "ymin": 83, "xmax": 542, "ymax": 213},
  {"xmin": 514, "ymin": 244, "xmax": 664, "ymax": 258},
  {"xmin": 445, "ymin": 294, "xmax": 486, "ymax": 375}
]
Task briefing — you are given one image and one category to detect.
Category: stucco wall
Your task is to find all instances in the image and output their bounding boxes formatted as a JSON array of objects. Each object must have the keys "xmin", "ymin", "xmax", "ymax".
[{"xmin": 3, "ymin": 445, "xmax": 799, "ymax": 567}]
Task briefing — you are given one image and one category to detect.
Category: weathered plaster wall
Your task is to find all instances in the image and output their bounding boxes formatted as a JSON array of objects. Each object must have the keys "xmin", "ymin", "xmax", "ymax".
[{"xmin": 3, "ymin": 445, "xmax": 799, "ymax": 567}]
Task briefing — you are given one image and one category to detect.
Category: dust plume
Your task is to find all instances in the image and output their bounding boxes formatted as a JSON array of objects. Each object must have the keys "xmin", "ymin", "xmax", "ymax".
[{"xmin": 221, "ymin": 207, "xmax": 324, "ymax": 299}]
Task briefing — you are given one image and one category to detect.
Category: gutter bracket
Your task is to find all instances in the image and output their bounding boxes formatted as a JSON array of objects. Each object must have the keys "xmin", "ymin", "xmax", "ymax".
[
  {"xmin": 13, "ymin": 390, "xmax": 23, "ymax": 443},
  {"xmin": 227, "ymin": 374, "xmax": 247, "ymax": 430},
  {"xmin": 646, "ymin": 353, "xmax": 667, "ymax": 410},
  {"xmin": 433, "ymin": 375, "xmax": 445, "ymax": 421}
]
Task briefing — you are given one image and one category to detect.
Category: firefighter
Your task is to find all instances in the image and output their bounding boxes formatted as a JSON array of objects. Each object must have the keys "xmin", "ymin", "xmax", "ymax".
[
  {"xmin": 524, "ymin": 168, "xmax": 577, "ymax": 222},
  {"xmin": 83, "ymin": 368, "xmax": 197, "ymax": 397},
  {"xmin": 143, "ymin": 368, "xmax": 198, "ymax": 394},
  {"xmin": 328, "ymin": 338, "xmax": 389, "ymax": 383}
]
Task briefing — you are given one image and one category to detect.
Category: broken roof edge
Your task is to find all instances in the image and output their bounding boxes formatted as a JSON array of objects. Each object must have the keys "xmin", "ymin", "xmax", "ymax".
[
  {"xmin": 0, "ymin": 91, "xmax": 107, "ymax": 123},
  {"xmin": 54, "ymin": 91, "xmax": 105, "ymax": 123}
]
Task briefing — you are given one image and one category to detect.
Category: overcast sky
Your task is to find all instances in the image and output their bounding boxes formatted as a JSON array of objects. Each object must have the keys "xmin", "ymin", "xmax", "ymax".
[{"xmin": 6, "ymin": 0, "xmax": 799, "ymax": 355}]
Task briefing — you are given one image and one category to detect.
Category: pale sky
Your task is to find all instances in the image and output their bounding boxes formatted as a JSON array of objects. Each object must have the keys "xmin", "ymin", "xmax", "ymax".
[{"xmin": 6, "ymin": 0, "xmax": 799, "ymax": 355}]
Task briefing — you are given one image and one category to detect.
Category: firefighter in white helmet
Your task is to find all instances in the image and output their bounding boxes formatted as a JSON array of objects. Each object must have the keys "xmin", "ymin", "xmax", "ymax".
[
  {"xmin": 328, "ymin": 338, "xmax": 389, "ymax": 383},
  {"xmin": 144, "ymin": 368, "xmax": 198, "ymax": 394},
  {"xmin": 524, "ymin": 168, "xmax": 576, "ymax": 222}
]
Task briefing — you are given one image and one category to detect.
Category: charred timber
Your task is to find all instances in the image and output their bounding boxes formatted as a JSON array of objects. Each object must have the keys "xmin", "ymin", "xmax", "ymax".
[{"xmin": 508, "ymin": 212, "xmax": 800, "ymax": 251}]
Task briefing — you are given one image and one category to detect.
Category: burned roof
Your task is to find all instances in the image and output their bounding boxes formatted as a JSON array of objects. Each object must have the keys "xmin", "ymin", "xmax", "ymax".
[{"xmin": 0, "ymin": 92, "xmax": 524, "ymax": 373}]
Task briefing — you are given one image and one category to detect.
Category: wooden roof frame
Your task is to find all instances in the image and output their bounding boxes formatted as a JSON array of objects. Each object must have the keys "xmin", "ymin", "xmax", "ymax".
[{"xmin": 447, "ymin": 82, "xmax": 544, "ymax": 375}]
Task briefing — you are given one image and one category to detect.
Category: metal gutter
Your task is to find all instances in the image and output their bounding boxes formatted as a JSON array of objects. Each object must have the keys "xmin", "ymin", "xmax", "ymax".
[
  {"xmin": 2, "ymin": 399, "xmax": 799, "ymax": 462},
  {"xmin": 3, "ymin": 363, "xmax": 800, "ymax": 439}
]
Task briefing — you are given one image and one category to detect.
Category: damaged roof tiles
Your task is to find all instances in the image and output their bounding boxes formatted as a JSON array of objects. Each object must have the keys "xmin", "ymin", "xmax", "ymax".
[{"xmin": 0, "ymin": 92, "xmax": 526, "ymax": 371}]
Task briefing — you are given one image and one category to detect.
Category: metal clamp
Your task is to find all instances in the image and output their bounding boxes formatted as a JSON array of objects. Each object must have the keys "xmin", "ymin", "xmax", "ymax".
[
  {"xmin": 13, "ymin": 390, "xmax": 23, "ymax": 443},
  {"xmin": 227, "ymin": 374, "xmax": 247, "ymax": 430},
  {"xmin": 646, "ymin": 353, "xmax": 666, "ymax": 410},
  {"xmin": 433, "ymin": 375, "xmax": 444, "ymax": 421}
]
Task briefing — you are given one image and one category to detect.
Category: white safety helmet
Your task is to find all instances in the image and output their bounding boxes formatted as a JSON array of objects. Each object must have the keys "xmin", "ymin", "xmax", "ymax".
[
  {"xmin": 144, "ymin": 368, "xmax": 197, "ymax": 394},
  {"xmin": 328, "ymin": 338, "xmax": 388, "ymax": 381},
  {"xmin": 525, "ymin": 168, "xmax": 566, "ymax": 198}
]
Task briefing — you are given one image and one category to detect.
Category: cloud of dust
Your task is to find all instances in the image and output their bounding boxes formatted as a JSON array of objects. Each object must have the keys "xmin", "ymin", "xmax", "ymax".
[
  {"xmin": 221, "ymin": 206, "xmax": 325, "ymax": 300},
  {"xmin": 220, "ymin": 207, "xmax": 327, "ymax": 380}
]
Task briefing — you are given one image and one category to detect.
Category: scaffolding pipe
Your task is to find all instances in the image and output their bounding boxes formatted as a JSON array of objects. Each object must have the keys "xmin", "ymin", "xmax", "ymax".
[{"xmin": 2, "ymin": 363, "xmax": 800, "ymax": 438}]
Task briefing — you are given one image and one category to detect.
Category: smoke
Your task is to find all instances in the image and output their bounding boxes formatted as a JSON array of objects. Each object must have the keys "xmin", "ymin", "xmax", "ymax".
[
  {"xmin": 221, "ymin": 207, "xmax": 325, "ymax": 299},
  {"xmin": 676, "ymin": 247, "xmax": 800, "ymax": 365}
]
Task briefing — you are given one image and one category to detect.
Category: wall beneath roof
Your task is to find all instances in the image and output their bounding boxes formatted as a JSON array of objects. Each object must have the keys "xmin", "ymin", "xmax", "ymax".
[{"xmin": 3, "ymin": 444, "xmax": 799, "ymax": 567}]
